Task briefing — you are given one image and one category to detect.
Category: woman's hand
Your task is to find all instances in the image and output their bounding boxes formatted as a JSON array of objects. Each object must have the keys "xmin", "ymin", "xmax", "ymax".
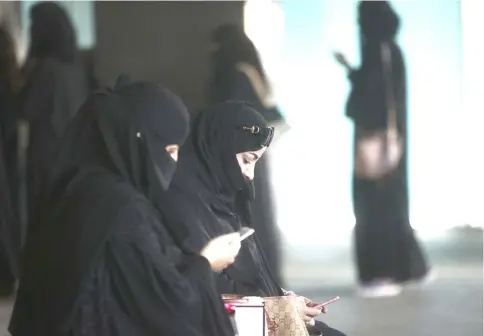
[
  {"xmin": 200, "ymin": 233, "xmax": 241, "ymax": 272},
  {"xmin": 334, "ymin": 51, "xmax": 351, "ymax": 70},
  {"xmin": 303, "ymin": 297, "xmax": 328, "ymax": 314},
  {"xmin": 295, "ymin": 297, "xmax": 322, "ymax": 325},
  {"xmin": 294, "ymin": 296, "xmax": 328, "ymax": 327}
]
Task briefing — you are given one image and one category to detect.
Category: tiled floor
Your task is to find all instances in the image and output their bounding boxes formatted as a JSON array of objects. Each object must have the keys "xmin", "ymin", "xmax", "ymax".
[
  {"xmin": 285, "ymin": 228, "xmax": 483, "ymax": 336},
  {"xmin": 1, "ymin": 227, "xmax": 482, "ymax": 336}
]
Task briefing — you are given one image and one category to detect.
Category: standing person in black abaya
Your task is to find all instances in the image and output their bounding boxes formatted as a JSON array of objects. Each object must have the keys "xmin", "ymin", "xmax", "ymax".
[
  {"xmin": 335, "ymin": 1, "xmax": 430, "ymax": 297},
  {"xmin": 209, "ymin": 24, "xmax": 289, "ymax": 285},
  {"xmin": 9, "ymin": 77, "xmax": 240, "ymax": 336},
  {"xmin": 159, "ymin": 101, "xmax": 346, "ymax": 336},
  {"xmin": 0, "ymin": 25, "xmax": 21, "ymax": 297},
  {"xmin": 16, "ymin": 2, "xmax": 88, "ymax": 224}
]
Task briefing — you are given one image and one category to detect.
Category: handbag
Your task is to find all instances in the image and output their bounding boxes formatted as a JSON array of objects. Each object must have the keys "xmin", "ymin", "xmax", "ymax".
[
  {"xmin": 264, "ymin": 296, "xmax": 309, "ymax": 336},
  {"xmin": 354, "ymin": 43, "xmax": 403, "ymax": 180}
]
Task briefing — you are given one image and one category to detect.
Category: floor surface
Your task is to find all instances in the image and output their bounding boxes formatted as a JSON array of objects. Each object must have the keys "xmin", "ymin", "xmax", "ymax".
[{"xmin": 1, "ymin": 227, "xmax": 482, "ymax": 336}]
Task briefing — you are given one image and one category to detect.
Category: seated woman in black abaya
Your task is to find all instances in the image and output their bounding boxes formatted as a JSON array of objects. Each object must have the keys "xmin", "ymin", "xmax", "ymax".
[
  {"xmin": 9, "ymin": 77, "xmax": 241, "ymax": 336},
  {"xmin": 160, "ymin": 101, "xmax": 346, "ymax": 336}
]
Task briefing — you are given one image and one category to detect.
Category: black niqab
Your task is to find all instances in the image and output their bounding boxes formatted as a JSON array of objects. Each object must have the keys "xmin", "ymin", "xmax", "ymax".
[
  {"xmin": 160, "ymin": 101, "xmax": 280, "ymax": 297},
  {"xmin": 190, "ymin": 100, "xmax": 273, "ymax": 197}
]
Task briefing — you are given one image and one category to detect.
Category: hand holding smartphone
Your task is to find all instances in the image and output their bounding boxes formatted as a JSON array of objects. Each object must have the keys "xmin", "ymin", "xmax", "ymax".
[
  {"xmin": 309, "ymin": 296, "xmax": 340, "ymax": 310},
  {"xmin": 238, "ymin": 227, "xmax": 255, "ymax": 241}
]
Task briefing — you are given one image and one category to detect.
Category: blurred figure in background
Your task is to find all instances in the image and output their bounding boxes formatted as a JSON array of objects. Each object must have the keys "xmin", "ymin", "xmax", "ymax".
[
  {"xmin": 335, "ymin": 1, "xmax": 430, "ymax": 297},
  {"xmin": 0, "ymin": 25, "xmax": 21, "ymax": 297},
  {"xmin": 16, "ymin": 2, "xmax": 88, "ymax": 225},
  {"xmin": 208, "ymin": 24, "xmax": 288, "ymax": 285}
]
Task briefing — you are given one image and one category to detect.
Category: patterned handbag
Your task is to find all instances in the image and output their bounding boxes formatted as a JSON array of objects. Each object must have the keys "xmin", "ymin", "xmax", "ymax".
[{"xmin": 264, "ymin": 296, "xmax": 310, "ymax": 336}]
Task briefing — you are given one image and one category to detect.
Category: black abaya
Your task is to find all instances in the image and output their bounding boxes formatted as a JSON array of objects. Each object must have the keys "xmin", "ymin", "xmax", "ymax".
[
  {"xmin": 10, "ymin": 79, "xmax": 234, "ymax": 336},
  {"xmin": 0, "ymin": 138, "xmax": 18, "ymax": 295},
  {"xmin": 227, "ymin": 68, "xmax": 286, "ymax": 285},
  {"xmin": 210, "ymin": 61, "xmax": 286, "ymax": 285},
  {"xmin": 11, "ymin": 170, "xmax": 225, "ymax": 336},
  {"xmin": 346, "ymin": 4, "xmax": 429, "ymax": 283},
  {"xmin": 160, "ymin": 102, "xmax": 346, "ymax": 336}
]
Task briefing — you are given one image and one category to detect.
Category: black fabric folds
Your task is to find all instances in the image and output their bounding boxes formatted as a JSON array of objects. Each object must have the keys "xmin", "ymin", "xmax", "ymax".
[
  {"xmin": 159, "ymin": 101, "xmax": 281, "ymax": 297},
  {"xmin": 190, "ymin": 100, "xmax": 273, "ymax": 197},
  {"xmin": 10, "ymin": 77, "xmax": 234, "ymax": 336}
]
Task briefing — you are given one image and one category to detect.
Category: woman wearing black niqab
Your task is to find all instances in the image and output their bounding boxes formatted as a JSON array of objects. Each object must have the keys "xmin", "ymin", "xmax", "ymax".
[
  {"xmin": 9, "ymin": 77, "xmax": 239, "ymax": 336},
  {"xmin": 209, "ymin": 24, "xmax": 289, "ymax": 285},
  {"xmin": 159, "ymin": 101, "xmax": 346, "ymax": 336},
  {"xmin": 335, "ymin": 1, "xmax": 430, "ymax": 297}
]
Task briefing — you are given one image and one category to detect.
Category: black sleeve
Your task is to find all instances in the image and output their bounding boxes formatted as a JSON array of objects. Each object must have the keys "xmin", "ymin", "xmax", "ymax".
[
  {"xmin": 346, "ymin": 48, "xmax": 387, "ymax": 129},
  {"xmin": 215, "ymin": 270, "xmax": 258, "ymax": 295},
  {"xmin": 105, "ymin": 201, "xmax": 209, "ymax": 335}
]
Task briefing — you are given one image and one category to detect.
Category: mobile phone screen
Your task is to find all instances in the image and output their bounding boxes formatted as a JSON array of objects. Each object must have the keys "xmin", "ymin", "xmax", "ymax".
[
  {"xmin": 239, "ymin": 227, "xmax": 255, "ymax": 241},
  {"xmin": 312, "ymin": 296, "xmax": 340, "ymax": 309}
]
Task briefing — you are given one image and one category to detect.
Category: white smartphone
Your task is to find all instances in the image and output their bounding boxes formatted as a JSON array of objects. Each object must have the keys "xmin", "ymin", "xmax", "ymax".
[{"xmin": 238, "ymin": 227, "xmax": 255, "ymax": 241}]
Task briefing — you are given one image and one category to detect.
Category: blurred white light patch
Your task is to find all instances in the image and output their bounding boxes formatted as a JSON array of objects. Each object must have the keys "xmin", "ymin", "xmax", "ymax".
[{"xmin": 246, "ymin": 0, "xmax": 479, "ymax": 246}]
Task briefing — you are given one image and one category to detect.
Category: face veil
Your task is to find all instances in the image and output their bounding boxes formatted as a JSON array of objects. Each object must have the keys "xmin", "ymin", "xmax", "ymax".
[
  {"xmin": 189, "ymin": 100, "xmax": 274, "ymax": 198},
  {"xmin": 44, "ymin": 75, "xmax": 190, "ymax": 207}
]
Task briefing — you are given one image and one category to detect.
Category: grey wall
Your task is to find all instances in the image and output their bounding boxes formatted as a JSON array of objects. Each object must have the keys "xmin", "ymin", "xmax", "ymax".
[{"xmin": 94, "ymin": 1, "xmax": 244, "ymax": 114}]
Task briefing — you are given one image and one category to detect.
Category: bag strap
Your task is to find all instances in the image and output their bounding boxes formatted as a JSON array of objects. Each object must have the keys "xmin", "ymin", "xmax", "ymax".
[{"xmin": 380, "ymin": 43, "xmax": 398, "ymax": 135}]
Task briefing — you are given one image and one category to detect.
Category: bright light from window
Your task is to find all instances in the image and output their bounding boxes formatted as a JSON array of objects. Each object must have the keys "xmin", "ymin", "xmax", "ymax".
[{"xmin": 244, "ymin": 0, "xmax": 477, "ymax": 245}]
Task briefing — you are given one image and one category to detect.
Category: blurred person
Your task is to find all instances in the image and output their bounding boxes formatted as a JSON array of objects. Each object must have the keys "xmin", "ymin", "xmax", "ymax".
[
  {"xmin": 209, "ymin": 24, "xmax": 289, "ymax": 285},
  {"xmin": 160, "ymin": 101, "xmax": 346, "ymax": 336},
  {"xmin": 80, "ymin": 49, "xmax": 100, "ymax": 92},
  {"xmin": 9, "ymin": 76, "xmax": 240, "ymax": 336},
  {"xmin": 335, "ymin": 1, "xmax": 430, "ymax": 297},
  {"xmin": 0, "ymin": 25, "xmax": 21, "ymax": 297},
  {"xmin": 16, "ymin": 1, "xmax": 88, "ymax": 224}
]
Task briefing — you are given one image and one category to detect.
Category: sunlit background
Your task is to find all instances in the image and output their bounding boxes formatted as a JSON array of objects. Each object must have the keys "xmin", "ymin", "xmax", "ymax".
[
  {"xmin": 16, "ymin": 0, "xmax": 484, "ymax": 244},
  {"xmin": 246, "ymin": 0, "xmax": 482, "ymax": 245},
  {"xmin": 0, "ymin": 2, "xmax": 481, "ymax": 335}
]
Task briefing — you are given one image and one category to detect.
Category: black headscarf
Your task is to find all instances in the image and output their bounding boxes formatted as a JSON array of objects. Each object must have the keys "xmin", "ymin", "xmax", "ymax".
[
  {"xmin": 45, "ymin": 75, "xmax": 189, "ymax": 206},
  {"xmin": 159, "ymin": 101, "xmax": 281, "ymax": 297},
  {"xmin": 27, "ymin": 2, "xmax": 77, "ymax": 62},
  {"xmin": 358, "ymin": 1, "xmax": 400, "ymax": 43},
  {"xmin": 188, "ymin": 101, "xmax": 273, "ymax": 204}
]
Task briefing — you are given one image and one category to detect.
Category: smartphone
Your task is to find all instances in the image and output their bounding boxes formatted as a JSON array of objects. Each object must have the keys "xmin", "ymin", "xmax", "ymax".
[
  {"xmin": 310, "ymin": 296, "xmax": 340, "ymax": 309},
  {"xmin": 238, "ymin": 227, "xmax": 255, "ymax": 241}
]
